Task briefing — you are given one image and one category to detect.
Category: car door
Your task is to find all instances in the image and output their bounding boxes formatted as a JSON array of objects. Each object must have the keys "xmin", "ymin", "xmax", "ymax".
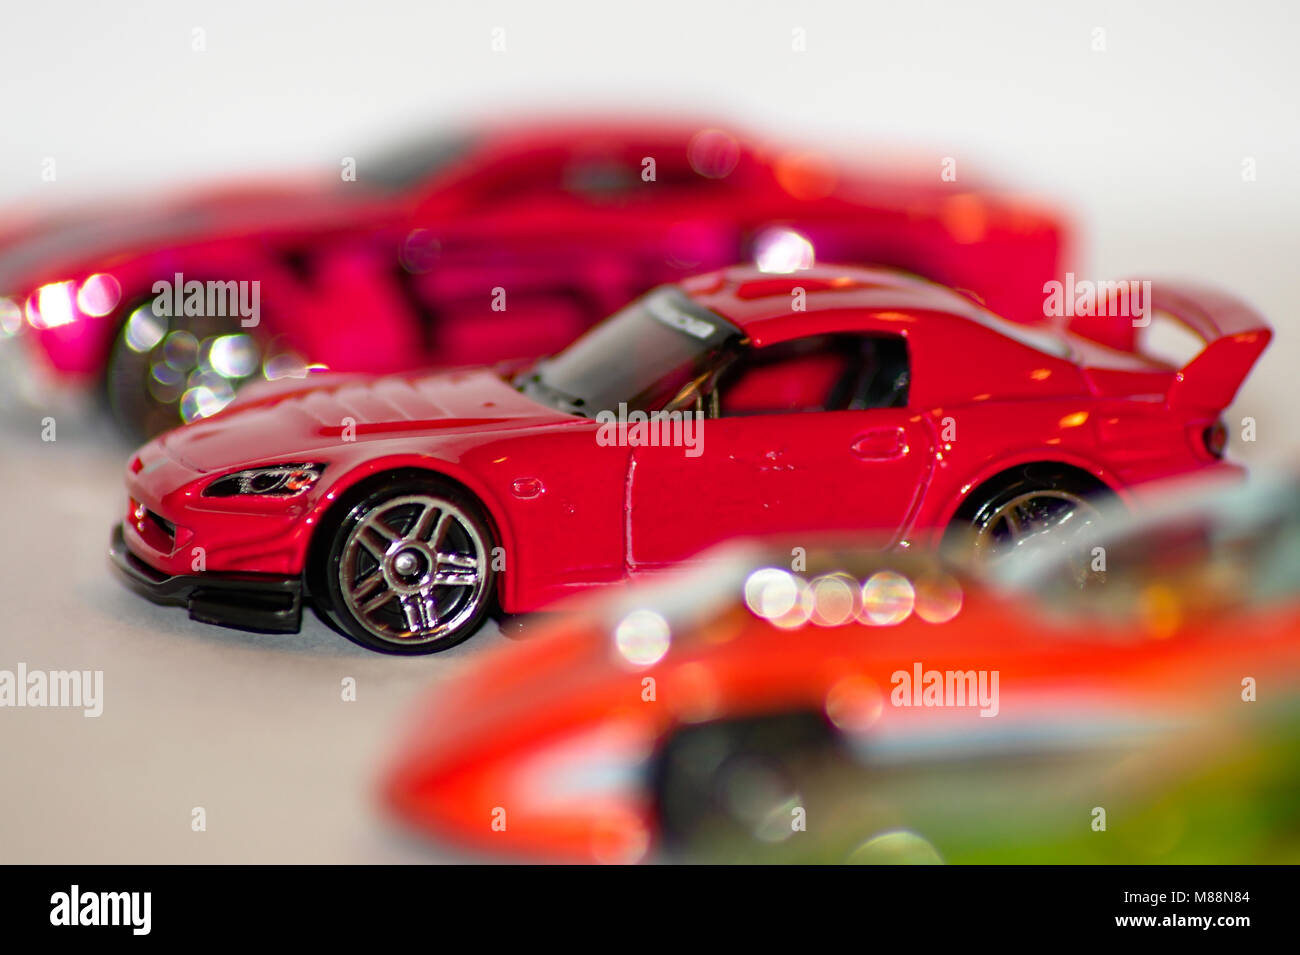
[{"xmin": 627, "ymin": 333, "xmax": 934, "ymax": 569}]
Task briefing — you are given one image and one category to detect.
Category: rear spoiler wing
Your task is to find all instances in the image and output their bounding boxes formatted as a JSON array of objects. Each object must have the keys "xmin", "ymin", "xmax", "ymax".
[{"xmin": 1068, "ymin": 282, "xmax": 1272, "ymax": 413}]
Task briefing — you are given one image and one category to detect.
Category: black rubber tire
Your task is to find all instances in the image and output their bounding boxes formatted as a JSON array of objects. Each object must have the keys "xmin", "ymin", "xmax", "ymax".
[
  {"xmin": 316, "ymin": 475, "xmax": 497, "ymax": 655},
  {"xmin": 944, "ymin": 463, "xmax": 1115, "ymax": 562},
  {"xmin": 651, "ymin": 711, "xmax": 843, "ymax": 860},
  {"xmin": 105, "ymin": 297, "xmax": 254, "ymax": 441}
]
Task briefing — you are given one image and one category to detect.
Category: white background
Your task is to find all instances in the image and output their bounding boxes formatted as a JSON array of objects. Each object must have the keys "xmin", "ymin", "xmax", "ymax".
[{"xmin": 3, "ymin": 0, "xmax": 1296, "ymax": 445}]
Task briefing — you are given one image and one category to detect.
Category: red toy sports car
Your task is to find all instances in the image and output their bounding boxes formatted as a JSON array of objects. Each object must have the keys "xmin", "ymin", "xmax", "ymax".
[
  {"xmin": 378, "ymin": 473, "xmax": 1300, "ymax": 863},
  {"xmin": 2, "ymin": 118, "xmax": 1065, "ymax": 437},
  {"xmin": 109, "ymin": 264, "xmax": 1269, "ymax": 654}
]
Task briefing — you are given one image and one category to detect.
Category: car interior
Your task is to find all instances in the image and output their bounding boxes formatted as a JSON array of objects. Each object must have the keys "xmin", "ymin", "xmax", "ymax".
[{"xmin": 714, "ymin": 334, "xmax": 910, "ymax": 416}]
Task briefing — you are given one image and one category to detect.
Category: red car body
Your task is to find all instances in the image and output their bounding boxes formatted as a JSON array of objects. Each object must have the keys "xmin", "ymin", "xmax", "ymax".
[
  {"xmin": 109, "ymin": 264, "xmax": 1269, "ymax": 654},
  {"xmin": 3, "ymin": 118, "xmax": 1066, "ymax": 435},
  {"xmin": 378, "ymin": 476, "xmax": 1300, "ymax": 862}
]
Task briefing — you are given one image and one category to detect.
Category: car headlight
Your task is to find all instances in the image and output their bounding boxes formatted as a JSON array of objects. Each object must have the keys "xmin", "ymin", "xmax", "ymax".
[{"xmin": 203, "ymin": 463, "xmax": 325, "ymax": 498}]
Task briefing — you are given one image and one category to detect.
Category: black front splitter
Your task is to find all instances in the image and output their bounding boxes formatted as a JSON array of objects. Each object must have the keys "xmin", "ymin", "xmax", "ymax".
[{"xmin": 109, "ymin": 523, "xmax": 303, "ymax": 634}]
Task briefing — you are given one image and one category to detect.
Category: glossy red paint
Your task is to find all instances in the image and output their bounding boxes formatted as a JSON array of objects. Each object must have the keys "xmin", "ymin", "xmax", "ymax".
[
  {"xmin": 3, "ymin": 118, "xmax": 1066, "ymax": 434},
  {"xmin": 115, "ymin": 264, "xmax": 1269, "ymax": 647}
]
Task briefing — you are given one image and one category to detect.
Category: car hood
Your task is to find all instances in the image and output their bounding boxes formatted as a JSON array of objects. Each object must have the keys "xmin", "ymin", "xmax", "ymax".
[
  {"xmin": 160, "ymin": 367, "xmax": 577, "ymax": 472},
  {"xmin": 0, "ymin": 180, "xmax": 386, "ymax": 292}
]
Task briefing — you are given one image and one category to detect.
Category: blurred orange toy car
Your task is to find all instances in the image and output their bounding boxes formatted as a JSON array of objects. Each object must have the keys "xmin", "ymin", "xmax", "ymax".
[{"xmin": 379, "ymin": 473, "xmax": 1300, "ymax": 862}]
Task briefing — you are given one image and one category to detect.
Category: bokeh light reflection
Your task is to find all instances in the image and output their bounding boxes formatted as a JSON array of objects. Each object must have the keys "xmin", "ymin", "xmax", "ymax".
[
  {"xmin": 860, "ymin": 570, "xmax": 916, "ymax": 626},
  {"xmin": 914, "ymin": 572, "xmax": 963, "ymax": 624},
  {"xmin": 614, "ymin": 609, "xmax": 671, "ymax": 666}
]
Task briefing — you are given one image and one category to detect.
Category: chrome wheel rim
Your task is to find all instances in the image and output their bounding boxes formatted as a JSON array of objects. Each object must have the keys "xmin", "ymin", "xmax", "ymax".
[
  {"xmin": 339, "ymin": 494, "xmax": 488, "ymax": 646},
  {"xmin": 972, "ymin": 489, "xmax": 1101, "ymax": 573}
]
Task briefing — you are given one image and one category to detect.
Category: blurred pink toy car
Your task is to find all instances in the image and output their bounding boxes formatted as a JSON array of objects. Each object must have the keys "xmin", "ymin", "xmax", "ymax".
[{"xmin": 0, "ymin": 118, "xmax": 1066, "ymax": 437}]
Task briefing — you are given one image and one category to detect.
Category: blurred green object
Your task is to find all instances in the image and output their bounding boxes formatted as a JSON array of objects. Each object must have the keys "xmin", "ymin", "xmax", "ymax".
[{"xmin": 675, "ymin": 701, "xmax": 1300, "ymax": 864}]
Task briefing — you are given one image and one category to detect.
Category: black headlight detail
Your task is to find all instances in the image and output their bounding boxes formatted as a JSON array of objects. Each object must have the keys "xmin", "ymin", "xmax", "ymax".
[{"xmin": 203, "ymin": 463, "xmax": 325, "ymax": 498}]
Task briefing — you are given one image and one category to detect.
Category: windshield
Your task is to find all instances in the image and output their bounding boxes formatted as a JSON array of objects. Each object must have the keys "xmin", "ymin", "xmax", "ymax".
[
  {"xmin": 362, "ymin": 132, "xmax": 477, "ymax": 191},
  {"xmin": 513, "ymin": 287, "xmax": 742, "ymax": 416}
]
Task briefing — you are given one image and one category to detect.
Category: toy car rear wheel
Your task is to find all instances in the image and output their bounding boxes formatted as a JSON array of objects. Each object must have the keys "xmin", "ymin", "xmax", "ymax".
[
  {"xmin": 952, "ymin": 465, "xmax": 1112, "ymax": 578},
  {"xmin": 319, "ymin": 478, "xmax": 496, "ymax": 654}
]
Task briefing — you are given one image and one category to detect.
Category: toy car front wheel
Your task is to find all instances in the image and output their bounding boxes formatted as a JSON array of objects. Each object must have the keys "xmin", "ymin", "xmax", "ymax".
[
  {"xmin": 106, "ymin": 300, "xmax": 263, "ymax": 440},
  {"xmin": 320, "ymin": 478, "xmax": 496, "ymax": 654},
  {"xmin": 652, "ymin": 712, "xmax": 846, "ymax": 861}
]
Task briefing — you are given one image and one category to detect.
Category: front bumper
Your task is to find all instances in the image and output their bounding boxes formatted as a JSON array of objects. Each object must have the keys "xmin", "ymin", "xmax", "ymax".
[{"xmin": 110, "ymin": 523, "xmax": 303, "ymax": 633}]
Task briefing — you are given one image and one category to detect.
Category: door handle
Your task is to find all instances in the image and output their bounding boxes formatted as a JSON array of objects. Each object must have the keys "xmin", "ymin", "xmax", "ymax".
[{"xmin": 851, "ymin": 427, "xmax": 908, "ymax": 460}]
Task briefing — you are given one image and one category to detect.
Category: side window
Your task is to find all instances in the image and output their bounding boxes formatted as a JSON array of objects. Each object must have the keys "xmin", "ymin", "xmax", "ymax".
[
  {"xmin": 714, "ymin": 334, "xmax": 909, "ymax": 417},
  {"xmin": 562, "ymin": 158, "xmax": 639, "ymax": 198},
  {"xmin": 561, "ymin": 140, "xmax": 737, "ymax": 203},
  {"xmin": 561, "ymin": 156, "xmax": 723, "ymax": 202}
]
